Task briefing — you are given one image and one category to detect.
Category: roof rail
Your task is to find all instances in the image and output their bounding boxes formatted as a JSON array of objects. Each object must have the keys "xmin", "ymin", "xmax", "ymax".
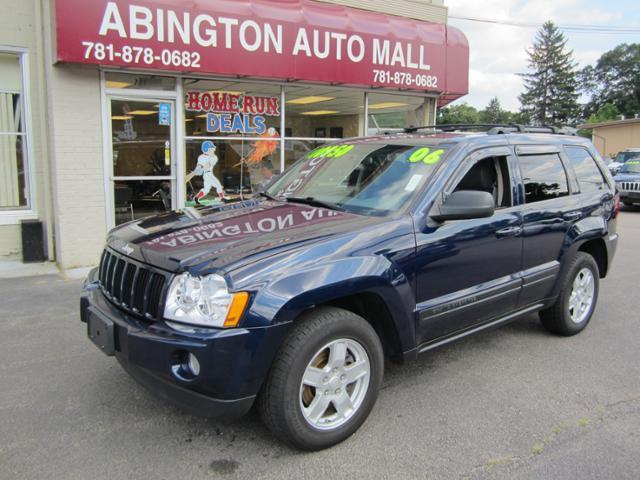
[{"xmin": 404, "ymin": 124, "xmax": 577, "ymax": 136}]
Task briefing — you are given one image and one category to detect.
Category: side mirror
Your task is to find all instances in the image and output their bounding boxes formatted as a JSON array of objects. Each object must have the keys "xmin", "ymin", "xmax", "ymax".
[{"xmin": 430, "ymin": 190, "xmax": 495, "ymax": 222}]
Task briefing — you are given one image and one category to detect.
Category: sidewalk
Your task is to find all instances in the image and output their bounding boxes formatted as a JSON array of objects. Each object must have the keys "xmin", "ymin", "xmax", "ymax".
[{"xmin": 0, "ymin": 260, "xmax": 93, "ymax": 280}]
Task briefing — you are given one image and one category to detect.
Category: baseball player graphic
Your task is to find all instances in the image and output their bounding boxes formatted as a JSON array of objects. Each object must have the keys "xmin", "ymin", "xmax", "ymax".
[{"xmin": 190, "ymin": 141, "xmax": 226, "ymax": 205}]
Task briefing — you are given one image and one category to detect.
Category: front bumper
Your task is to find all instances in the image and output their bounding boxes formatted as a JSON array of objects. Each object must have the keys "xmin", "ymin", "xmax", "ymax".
[
  {"xmin": 619, "ymin": 191, "xmax": 640, "ymax": 203},
  {"xmin": 80, "ymin": 268, "xmax": 290, "ymax": 419}
]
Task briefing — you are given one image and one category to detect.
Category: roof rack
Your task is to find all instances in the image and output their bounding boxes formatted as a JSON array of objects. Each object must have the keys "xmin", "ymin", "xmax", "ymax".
[{"xmin": 404, "ymin": 123, "xmax": 577, "ymax": 136}]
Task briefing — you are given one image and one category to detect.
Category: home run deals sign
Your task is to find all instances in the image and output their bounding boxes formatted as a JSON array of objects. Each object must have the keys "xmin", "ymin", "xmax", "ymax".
[{"xmin": 54, "ymin": 0, "xmax": 468, "ymax": 95}]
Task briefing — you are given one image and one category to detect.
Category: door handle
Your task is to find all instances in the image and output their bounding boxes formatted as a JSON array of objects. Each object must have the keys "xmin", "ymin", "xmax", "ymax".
[
  {"xmin": 496, "ymin": 226, "xmax": 522, "ymax": 238},
  {"xmin": 563, "ymin": 212, "xmax": 582, "ymax": 221}
]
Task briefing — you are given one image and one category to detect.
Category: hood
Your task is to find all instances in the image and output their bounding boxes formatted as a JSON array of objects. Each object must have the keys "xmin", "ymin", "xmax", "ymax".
[
  {"xmin": 106, "ymin": 199, "xmax": 382, "ymax": 273},
  {"xmin": 614, "ymin": 173, "xmax": 640, "ymax": 182}
]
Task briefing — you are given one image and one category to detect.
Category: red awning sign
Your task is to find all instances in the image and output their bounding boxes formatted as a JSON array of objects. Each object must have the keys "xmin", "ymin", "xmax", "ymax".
[{"xmin": 55, "ymin": 0, "xmax": 469, "ymax": 98}]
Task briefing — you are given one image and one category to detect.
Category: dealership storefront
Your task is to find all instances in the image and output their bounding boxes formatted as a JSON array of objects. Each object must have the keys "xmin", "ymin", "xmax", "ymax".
[{"xmin": 0, "ymin": 0, "xmax": 468, "ymax": 270}]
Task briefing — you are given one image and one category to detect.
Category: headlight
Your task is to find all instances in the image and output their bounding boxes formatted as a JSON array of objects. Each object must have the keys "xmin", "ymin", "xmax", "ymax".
[{"xmin": 164, "ymin": 273, "xmax": 249, "ymax": 328}]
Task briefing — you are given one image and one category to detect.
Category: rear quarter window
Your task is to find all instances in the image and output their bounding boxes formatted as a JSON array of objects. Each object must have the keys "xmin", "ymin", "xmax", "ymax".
[{"xmin": 564, "ymin": 146, "xmax": 607, "ymax": 192}]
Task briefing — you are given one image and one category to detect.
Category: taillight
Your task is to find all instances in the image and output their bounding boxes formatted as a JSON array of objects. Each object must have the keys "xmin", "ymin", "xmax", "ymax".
[{"xmin": 613, "ymin": 193, "xmax": 621, "ymax": 216}]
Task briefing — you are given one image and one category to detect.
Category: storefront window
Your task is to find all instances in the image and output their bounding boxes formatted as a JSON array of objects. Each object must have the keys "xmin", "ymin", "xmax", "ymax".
[
  {"xmin": 111, "ymin": 99, "xmax": 172, "ymax": 177},
  {"xmin": 0, "ymin": 52, "xmax": 29, "ymax": 210},
  {"xmin": 105, "ymin": 72, "xmax": 176, "ymax": 91},
  {"xmin": 183, "ymin": 80, "xmax": 282, "ymax": 206},
  {"xmin": 284, "ymin": 85, "xmax": 364, "ymax": 168},
  {"xmin": 367, "ymin": 93, "xmax": 433, "ymax": 135},
  {"xmin": 185, "ymin": 139, "xmax": 280, "ymax": 206},
  {"xmin": 113, "ymin": 179, "xmax": 171, "ymax": 226},
  {"xmin": 184, "ymin": 79, "xmax": 281, "ymax": 137}
]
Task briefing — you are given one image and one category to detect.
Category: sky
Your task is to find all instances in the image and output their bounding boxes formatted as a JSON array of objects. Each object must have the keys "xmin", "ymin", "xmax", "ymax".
[{"xmin": 446, "ymin": 0, "xmax": 640, "ymax": 112}]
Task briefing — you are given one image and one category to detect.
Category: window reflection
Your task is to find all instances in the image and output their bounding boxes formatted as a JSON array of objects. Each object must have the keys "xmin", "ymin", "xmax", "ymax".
[
  {"xmin": 565, "ymin": 147, "xmax": 605, "ymax": 192},
  {"xmin": 519, "ymin": 154, "xmax": 569, "ymax": 203}
]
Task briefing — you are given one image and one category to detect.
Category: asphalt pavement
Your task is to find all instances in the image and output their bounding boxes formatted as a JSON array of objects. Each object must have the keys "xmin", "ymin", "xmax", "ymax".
[{"xmin": 1, "ymin": 208, "xmax": 639, "ymax": 480}]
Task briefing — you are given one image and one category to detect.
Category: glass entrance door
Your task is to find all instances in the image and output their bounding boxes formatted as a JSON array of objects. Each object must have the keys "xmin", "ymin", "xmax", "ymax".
[{"xmin": 109, "ymin": 98, "xmax": 175, "ymax": 226}]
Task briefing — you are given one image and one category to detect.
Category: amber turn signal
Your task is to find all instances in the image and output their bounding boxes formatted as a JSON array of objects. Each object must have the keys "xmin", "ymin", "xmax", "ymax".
[{"xmin": 224, "ymin": 292, "xmax": 250, "ymax": 328}]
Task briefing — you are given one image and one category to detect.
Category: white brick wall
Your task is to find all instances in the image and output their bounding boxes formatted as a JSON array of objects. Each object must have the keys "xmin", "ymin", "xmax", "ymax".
[
  {"xmin": 46, "ymin": 65, "xmax": 107, "ymax": 269},
  {"xmin": 0, "ymin": 225, "xmax": 21, "ymax": 260},
  {"xmin": 0, "ymin": 0, "xmax": 55, "ymax": 261}
]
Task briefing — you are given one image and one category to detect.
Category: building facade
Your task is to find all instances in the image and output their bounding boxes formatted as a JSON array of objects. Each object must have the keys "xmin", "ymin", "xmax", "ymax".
[
  {"xmin": 580, "ymin": 118, "xmax": 640, "ymax": 159},
  {"xmin": 0, "ymin": 0, "xmax": 468, "ymax": 271}
]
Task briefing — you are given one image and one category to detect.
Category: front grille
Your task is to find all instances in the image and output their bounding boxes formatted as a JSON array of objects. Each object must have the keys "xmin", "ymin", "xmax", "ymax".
[
  {"xmin": 620, "ymin": 181, "xmax": 640, "ymax": 192},
  {"xmin": 98, "ymin": 249, "xmax": 170, "ymax": 321}
]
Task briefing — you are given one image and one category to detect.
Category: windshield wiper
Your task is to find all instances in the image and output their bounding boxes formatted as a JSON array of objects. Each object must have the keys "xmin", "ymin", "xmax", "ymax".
[
  {"xmin": 258, "ymin": 191, "xmax": 280, "ymax": 201},
  {"xmin": 285, "ymin": 196, "xmax": 345, "ymax": 212}
]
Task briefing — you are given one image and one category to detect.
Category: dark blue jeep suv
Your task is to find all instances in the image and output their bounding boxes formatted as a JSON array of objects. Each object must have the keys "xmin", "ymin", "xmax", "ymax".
[{"xmin": 81, "ymin": 127, "xmax": 619, "ymax": 450}]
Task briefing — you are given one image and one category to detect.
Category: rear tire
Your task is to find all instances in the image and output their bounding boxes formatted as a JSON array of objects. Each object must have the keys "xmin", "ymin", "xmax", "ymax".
[
  {"xmin": 257, "ymin": 306, "xmax": 384, "ymax": 450},
  {"xmin": 540, "ymin": 252, "xmax": 599, "ymax": 336}
]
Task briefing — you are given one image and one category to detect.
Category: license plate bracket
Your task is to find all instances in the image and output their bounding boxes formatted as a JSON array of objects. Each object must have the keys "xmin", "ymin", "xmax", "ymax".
[{"xmin": 87, "ymin": 310, "xmax": 116, "ymax": 356}]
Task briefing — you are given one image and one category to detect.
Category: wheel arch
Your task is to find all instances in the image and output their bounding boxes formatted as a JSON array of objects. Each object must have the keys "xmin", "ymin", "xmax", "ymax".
[
  {"xmin": 577, "ymin": 237, "xmax": 608, "ymax": 278},
  {"xmin": 325, "ymin": 292, "xmax": 405, "ymax": 363},
  {"xmin": 250, "ymin": 257, "xmax": 417, "ymax": 362}
]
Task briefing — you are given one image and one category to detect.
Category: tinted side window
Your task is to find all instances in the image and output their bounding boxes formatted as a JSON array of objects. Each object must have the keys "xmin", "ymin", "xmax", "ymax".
[
  {"xmin": 564, "ymin": 146, "xmax": 607, "ymax": 192},
  {"xmin": 519, "ymin": 153, "xmax": 569, "ymax": 203}
]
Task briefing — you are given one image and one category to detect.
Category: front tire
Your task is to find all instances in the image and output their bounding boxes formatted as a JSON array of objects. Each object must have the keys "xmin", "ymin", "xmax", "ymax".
[
  {"xmin": 540, "ymin": 252, "xmax": 599, "ymax": 336},
  {"xmin": 257, "ymin": 307, "xmax": 384, "ymax": 450}
]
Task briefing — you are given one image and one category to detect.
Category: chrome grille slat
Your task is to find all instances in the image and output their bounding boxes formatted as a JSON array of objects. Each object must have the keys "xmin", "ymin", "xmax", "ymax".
[
  {"xmin": 112, "ymin": 259, "xmax": 126, "ymax": 301},
  {"xmin": 97, "ymin": 249, "xmax": 168, "ymax": 321},
  {"xmin": 106, "ymin": 254, "xmax": 117, "ymax": 295},
  {"xmin": 621, "ymin": 181, "xmax": 640, "ymax": 192}
]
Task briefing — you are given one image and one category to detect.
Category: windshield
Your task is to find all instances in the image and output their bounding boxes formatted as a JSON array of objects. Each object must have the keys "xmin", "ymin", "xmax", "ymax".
[
  {"xmin": 620, "ymin": 160, "xmax": 640, "ymax": 174},
  {"xmin": 266, "ymin": 143, "xmax": 450, "ymax": 215},
  {"xmin": 616, "ymin": 151, "xmax": 640, "ymax": 163}
]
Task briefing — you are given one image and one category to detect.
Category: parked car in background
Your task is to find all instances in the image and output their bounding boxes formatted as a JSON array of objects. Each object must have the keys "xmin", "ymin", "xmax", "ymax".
[
  {"xmin": 614, "ymin": 159, "xmax": 640, "ymax": 206},
  {"xmin": 81, "ymin": 125, "xmax": 619, "ymax": 450},
  {"xmin": 608, "ymin": 149, "xmax": 640, "ymax": 176}
]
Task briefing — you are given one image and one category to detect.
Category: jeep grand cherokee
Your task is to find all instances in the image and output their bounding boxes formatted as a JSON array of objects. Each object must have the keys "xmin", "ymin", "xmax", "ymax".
[{"xmin": 81, "ymin": 126, "xmax": 618, "ymax": 450}]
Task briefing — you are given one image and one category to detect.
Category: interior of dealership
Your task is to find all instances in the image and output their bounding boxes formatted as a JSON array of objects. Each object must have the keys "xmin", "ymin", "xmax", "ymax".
[{"xmin": 104, "ymin": 72, "xmax": 436, "ymax": 226}]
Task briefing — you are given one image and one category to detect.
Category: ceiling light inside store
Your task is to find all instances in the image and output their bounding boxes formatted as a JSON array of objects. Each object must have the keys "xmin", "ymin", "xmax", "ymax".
[
  {"xmin": 287, "ymin": 96, "xmax": 335, "ymax": 105},
  {"xmin": 105, "ymin": 81, "xmax": 133, "ymax": 89},
  {"xmin": 112, "ymin": 115, "xmax": 133, "ymax": 120},
  {"xmin": 195, "ymin": 114, "xmax": 208, "ymax": 118},
  {"xmin": 367, "ymin": 102, "xmax": 409, "ymax": 110},
  {"xmin": 300, "ymin": 110, "xmax": 339, "ymax": 116},
  {"xmin": 128, "ymin": 110, "xmax": 157, "ymax": 115}
]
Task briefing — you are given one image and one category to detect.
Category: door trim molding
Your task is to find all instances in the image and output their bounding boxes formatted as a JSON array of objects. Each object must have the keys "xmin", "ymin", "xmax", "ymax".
[
  {"xmin": 417, "ymin": 275, "xmax": 522, "ymax": 322},
  {"xmin": 417, "ymin": 303, "xmax": 544, "ymax": 354}
]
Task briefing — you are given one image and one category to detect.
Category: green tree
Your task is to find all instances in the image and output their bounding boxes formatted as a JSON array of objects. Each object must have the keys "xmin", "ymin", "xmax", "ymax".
[
  {"xmin": 519, "ymin": 21, "xmax": 580, "ymax": 125},
  {"xmin": 479, "ymin": 97, "xmax": 510, "ymax": 123},
  {"xmin": 437, "ymin": 103, "xmax": 480, "ymax": 125},
  {"xmin": 577, "ymin": 103, "xmax": 621, "ymax": 138},
  {"xmin": 580, "ymin": 43, "xmax": 640, "ymax": 118},
  {"xmin": 585, "ymin": 103, "xmax": 620, "ymax": 124}
]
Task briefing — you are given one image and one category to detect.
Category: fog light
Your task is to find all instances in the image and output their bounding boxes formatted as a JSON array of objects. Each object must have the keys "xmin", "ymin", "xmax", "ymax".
[{"xmin": 187, "ymin": 353, "xmax": 200, "ymax": 377}]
